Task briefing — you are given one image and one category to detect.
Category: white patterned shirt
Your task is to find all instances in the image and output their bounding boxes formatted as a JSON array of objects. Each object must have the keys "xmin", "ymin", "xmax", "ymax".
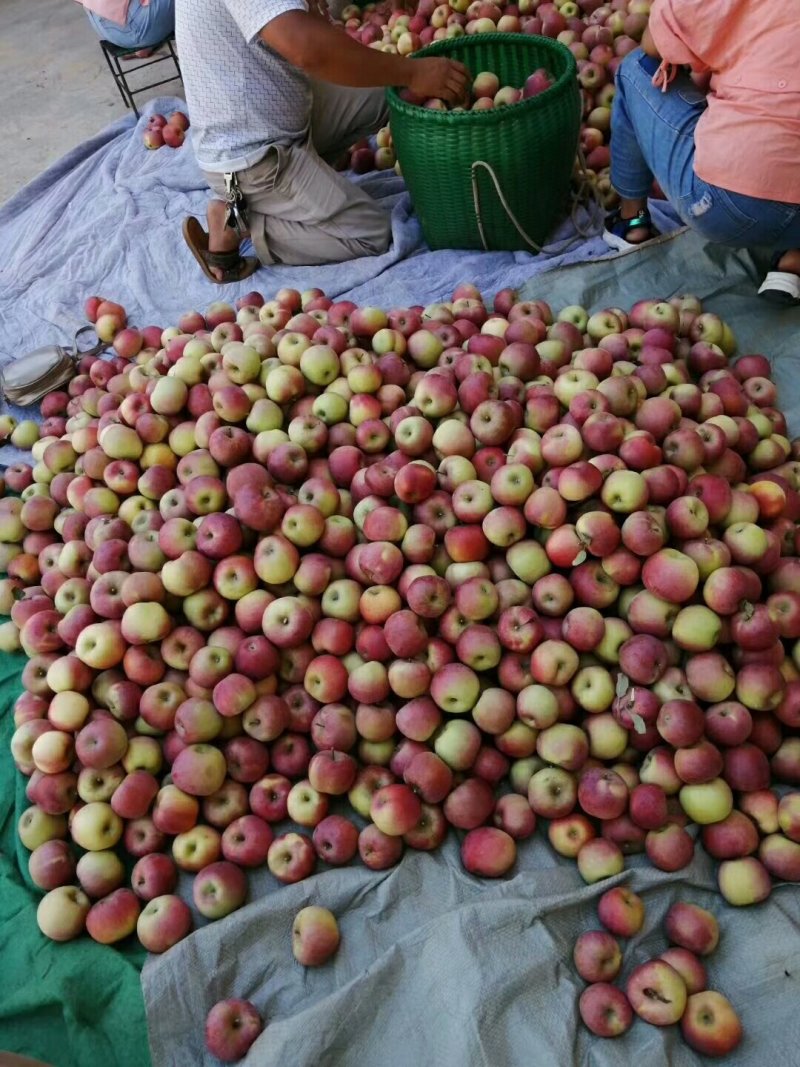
[{"xmin": 176, "ymin": 0, "xmax": 312, "ymax": 173}]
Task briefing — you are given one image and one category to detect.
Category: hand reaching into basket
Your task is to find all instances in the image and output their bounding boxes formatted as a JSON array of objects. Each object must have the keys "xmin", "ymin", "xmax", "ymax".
[{"xmin": 408, "ymin": 57, "xmax": 470, "ymax": 106}]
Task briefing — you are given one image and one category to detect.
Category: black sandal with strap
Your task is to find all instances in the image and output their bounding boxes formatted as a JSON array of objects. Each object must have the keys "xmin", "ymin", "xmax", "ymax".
[
  {"xmin": 603, "ymin": 207, "xmax": 659, "ymax": 252},
  {"xmin": 182, "ymin": 216, "xmax": 259, "ymax": 285}
]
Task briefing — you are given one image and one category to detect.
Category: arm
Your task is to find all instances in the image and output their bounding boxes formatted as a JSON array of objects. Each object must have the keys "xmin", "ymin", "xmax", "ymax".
[
  {"xmin": 647, "ymin": 0, "xmax": 710, "ymax": 73},
  {"xmin": 260, "ymin": 11, "xmax": 469, "ymax": 102},
  {"xmin": 641, "ymin": 26, "xmax": 660, "ymax": 58}
]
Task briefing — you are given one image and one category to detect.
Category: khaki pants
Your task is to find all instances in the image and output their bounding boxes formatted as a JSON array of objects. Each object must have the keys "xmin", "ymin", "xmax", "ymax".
[{"xmin": 205, "ymin": 83, "xmax": 391, "ymax": 266}]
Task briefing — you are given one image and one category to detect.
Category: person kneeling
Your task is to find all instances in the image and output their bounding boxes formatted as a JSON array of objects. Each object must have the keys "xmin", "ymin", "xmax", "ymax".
[
  {"xmin": 604, "ymin": 0, "xmax": 800, "ymax": 306},
  {"xmin": 176, "ymin": 0, "xmax": 468, "ymax": 282}
]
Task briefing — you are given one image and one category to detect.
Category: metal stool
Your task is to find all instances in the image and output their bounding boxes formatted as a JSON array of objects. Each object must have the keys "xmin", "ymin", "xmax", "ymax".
[{"xmin": 99, "ymin": 37, "xmax": 182, "ymax": 119}]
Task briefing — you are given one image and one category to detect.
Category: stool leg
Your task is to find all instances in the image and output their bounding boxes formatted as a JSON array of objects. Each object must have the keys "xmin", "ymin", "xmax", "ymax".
[
  {"xmin": 113, "ymin": 52, "xmax": 140, "ymax": 117},
  {"xmin": 167, "ymin": 38, "xmax": 181, "ymax": 81},
  {"xmin": 101, "ymin": 46, "xmax": 131, "ymax": 111}
]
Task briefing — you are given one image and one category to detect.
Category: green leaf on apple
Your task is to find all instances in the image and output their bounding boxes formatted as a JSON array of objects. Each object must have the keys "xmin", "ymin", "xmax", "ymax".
[
  {"xmin": 572, "ymin": 550, "xmax": 587, "ymax": 566},
  {"xmin": 615, "ymin": 674, "xmax": 630, "ymax": 698}
]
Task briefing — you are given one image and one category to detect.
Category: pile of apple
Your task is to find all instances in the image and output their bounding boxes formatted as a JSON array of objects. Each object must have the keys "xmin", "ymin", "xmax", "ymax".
[
  {"xmin": 337, "ymin": 0, "xmax": 652, "ymax": 203},
  {"xmin": 346, "ymin": 126, "xmax": 397, "ymax": 176},
  {"xmin": 4, "ymin": 286, "xmax": 800, "ymax": 1003},
  {"xmin": 404, "ymin": 65, "xmax": 555, "ymax": 111},
  {"xmin": 577, "ymin": 888, "xmax": 742, "ymax": 1056},
  {"xmin": 143, "ymin": 111, "xmax": 190, "ymax": 152}
]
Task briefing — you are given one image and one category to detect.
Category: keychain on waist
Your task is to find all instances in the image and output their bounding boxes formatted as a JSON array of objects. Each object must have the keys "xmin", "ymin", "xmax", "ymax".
[{"xmin": 223, "ymin": 172, "xmax": 248, "ymax": 235}]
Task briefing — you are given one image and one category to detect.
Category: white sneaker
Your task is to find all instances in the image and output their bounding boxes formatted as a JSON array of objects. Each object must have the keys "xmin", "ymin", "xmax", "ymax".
[{"xmin": 758, "ymin": 270, "xmax": 800, "ymax": 306}]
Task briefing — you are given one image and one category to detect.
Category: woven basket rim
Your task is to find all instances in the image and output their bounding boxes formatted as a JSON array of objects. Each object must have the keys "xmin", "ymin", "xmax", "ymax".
[{"xmin": 386, "ymin": 33, "xmax": 578, "ymax": 126}]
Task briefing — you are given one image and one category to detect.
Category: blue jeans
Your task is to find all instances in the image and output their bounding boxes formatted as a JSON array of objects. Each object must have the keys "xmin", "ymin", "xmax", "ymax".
[
  {"xmin": 85, "ymin": 0, "xmax": 175, "ymax": 48},
  {"xmin": 611, "ymin": 50, "xmax": 800, "ymax": 254}
]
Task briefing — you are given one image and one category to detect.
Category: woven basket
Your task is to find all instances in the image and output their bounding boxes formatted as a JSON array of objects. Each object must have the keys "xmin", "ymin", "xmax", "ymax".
[{"xmin": 386, "ymin": 34, "xmax": 580, "ymax": 252}]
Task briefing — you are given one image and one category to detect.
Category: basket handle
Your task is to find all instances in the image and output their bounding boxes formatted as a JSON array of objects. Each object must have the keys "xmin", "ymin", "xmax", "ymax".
[{"xmin": 470, "ymin": 160, "xmax": 545, "ymax": 254}]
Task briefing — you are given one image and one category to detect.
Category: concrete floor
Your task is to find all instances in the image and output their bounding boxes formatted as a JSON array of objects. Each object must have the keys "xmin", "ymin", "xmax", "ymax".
[{"xmin": 0, "ymin": 0, "xmax": 183, "ymax": 204}]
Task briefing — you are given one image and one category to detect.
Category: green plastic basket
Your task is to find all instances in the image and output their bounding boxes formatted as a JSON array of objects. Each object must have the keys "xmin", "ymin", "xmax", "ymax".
[{"xmin": 386, "ymin": 34, "xmax": 580, "ymax": 252}]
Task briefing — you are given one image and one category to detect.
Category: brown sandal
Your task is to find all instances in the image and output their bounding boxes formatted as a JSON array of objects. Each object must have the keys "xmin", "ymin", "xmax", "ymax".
[{"xmin": 182, "ymin": 216, "xmax": 260, "ymax": 285}]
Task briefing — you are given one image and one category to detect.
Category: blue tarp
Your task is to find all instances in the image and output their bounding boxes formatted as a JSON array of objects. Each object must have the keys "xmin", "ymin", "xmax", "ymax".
[{"xmin": 0, "ymin": 95, "xmax": 681, "ymax": 365}]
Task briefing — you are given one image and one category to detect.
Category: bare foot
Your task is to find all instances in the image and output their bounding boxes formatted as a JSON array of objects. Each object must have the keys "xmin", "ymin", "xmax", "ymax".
[
  {"xmin": 122, "ymin": 48, "xmax": 156, "ymax": 60},
  {"xmin": 777, "ymin": 250, "xmax": 800, "ymax": 276},
  {"xmin": 619, "ymin": 197, "xmax": 653, "ymax": 243},
  {"xmin": 207, "ymin": 199, "xmax": 242, "ymax": 282}
]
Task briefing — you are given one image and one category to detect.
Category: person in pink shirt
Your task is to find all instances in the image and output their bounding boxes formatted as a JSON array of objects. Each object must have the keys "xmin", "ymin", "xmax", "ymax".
[
  {"xmin": 76, "ymin": 0, "xmax": 174, "ymax": 54},
  {"xmin": 605, "ymin": 0, "xmax": 800, "ymax": 305}
]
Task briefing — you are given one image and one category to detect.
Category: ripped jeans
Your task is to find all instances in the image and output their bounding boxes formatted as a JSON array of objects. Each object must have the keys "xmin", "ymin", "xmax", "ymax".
[{"xmin": 611, "ymin": 50, "xmax": 800, "ymax": 253}]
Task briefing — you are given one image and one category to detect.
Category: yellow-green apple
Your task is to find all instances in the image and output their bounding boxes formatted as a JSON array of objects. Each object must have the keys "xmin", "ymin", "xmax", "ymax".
[
  {"xmin": 528, "ymin": 767, "xmax": 577, "ymax": 818},
  {"xmin": 71, "ymin": 802, "xmax": 123, "ymax": 851},
  {"xmin": 31, "ymin": 730, "xmax": 74, "ymax": 775},
  {"xmin": 548, "ymin": 814, "xmax": 595, "ymax": 859},
  {"xmin": 172, "ymin": 825, "xmax": 222, "ymax": 872},
  {"xmin": 536, "ymin": 723, "xmax": 588, "ymax": 771},
  {"xmin": 626, "ymin": 960, "xmax": 687, "ymax": 1025},
  {"xmin": 515, "ymin": 684, "xmax": 559, "ymax": 731},
  {"xmin": 37, "ymin": 885, "xmax": 91, "ymax": 942},
  {"xmin": 577, "ymin": 838, "xmax": 624, "ymax": 883},
  {"xmin": 717, "ymin": 856, "xmax": 772, "ymax": 906},
  {"xmin": 571, "ymin": 667, "xmax": 616, "ymax": 714},
  {"xmin": 601, "ymin": 469, "xmax": 648, "ymax": 512},
  {"xmin": 17, "ymin": 805, "xmax": 66, "ymax": 850},
  {"xmin": 679, "ymin": 778, "xmax": 733, "ymax": 825},
  {"xmin": 76, "ymin": 765, "xmax": 125, "ymax": 804},
  {"xmin": 75, "ymin": 621, "xmax": 126, "ymax": 669},
  {"xmin": 286, "ymin": 780, "xmax": 328, "ymax": 828},
  {"xmin": 433, "ymin": 720, "xmax": 482, "ymax": 771},
  {"xmin": 267, "ymin": 832, "xmax": 316, "ymax": 883}
]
